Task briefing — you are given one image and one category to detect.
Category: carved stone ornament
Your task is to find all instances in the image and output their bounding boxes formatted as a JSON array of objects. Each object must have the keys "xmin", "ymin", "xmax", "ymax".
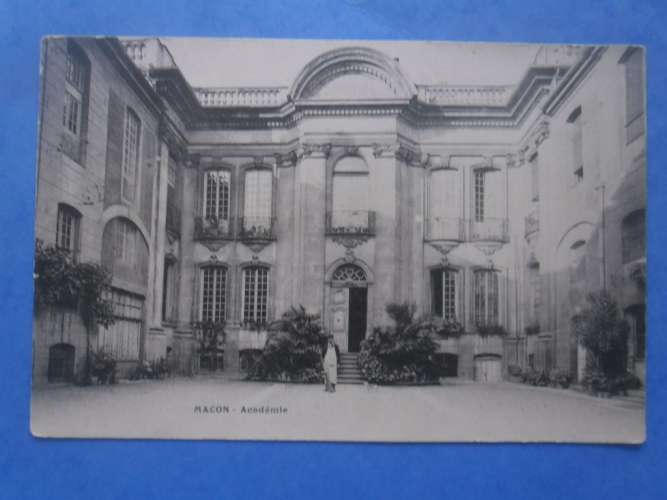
[
  {"xmin": 242, "ymin": 240, "xmax": 272, "ymax": 253},
  {"xmin": 299, "ymin": 142, "xmax": 332, "ymax": 158},
  {"xmin": 344, "ymin": 248, "xmax": 356, "ymax": 262},
  {"xmin": 371, "ymin": 142, "xmax": 397, "ymax": 158},
  {"xmin": 201, "ymin": 240, "xmax": 229, "ymax": 252},
  {"xmin": 473, "ymin": 242, "xmax": 503, "ymax": 257},
  {"xmin": 209, "ymin": 254, "xmax": 219, "ymax": 262},
  {"xmin": 274, "ymin": 150, "xmax": 298, "ymax": 168},
  {"xmin": 532, "ymin": 120, "xmax": 550, "ymax": 147},
  {"xmin": 184, "ymin": 153, "xmax": 201, "ymax": 169},
  {"xmin": 253, "ymin": 155, "xmax": 265, "ymax": 168},
  {"xmin": 428, "ymin": 241, "xmax": 460, "ymax": 256},
  {"xmin": 331, "ymin": 235, "xmax": 369, "ymax": 250}
]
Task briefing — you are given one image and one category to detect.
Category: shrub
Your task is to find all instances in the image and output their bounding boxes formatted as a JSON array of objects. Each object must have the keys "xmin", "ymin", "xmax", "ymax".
[
  {"xmin": 90, "ymin": 350, "xmax": 117, "ymax": 385},
  {"xmin": 358, "ymin": 303, "xmax": 440, "ymax": 385},
  {"xmin": 521, "ymin": 368, "xmax": 550, "ymax": 386},
  {"xmin": 549, "ymin": 369, "xmax": 572, "ymax": 389},
  {"xmin": 247, "ymin": 306, "xmax": 328, "ymax": 383},
  {"xmin": 572, "ymin": 291, "xmax": 630, "ymax": 396}
]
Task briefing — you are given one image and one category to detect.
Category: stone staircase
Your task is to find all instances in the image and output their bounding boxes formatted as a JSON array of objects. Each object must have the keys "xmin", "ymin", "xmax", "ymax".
[{"xmin": 338, "ymin": 353, "xmax": 364, "ymax": 385}]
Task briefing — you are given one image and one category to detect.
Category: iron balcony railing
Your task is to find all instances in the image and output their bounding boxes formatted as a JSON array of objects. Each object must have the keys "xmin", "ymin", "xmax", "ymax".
[
  {"xmin": 325, "ymin": 210, "xmax": 376, "ymax": 236},
  {"xmin": 194, "ymin": 216, "xmax": 234, "ymax": 240},
  {"xmin": 238, "ymin": 216, "xmax": 276, "ymax": 241},
  {"xmin": 524, "ymin": 210, "xmax": 540, "ymax": 240},
  {"xmin": 469, "ymin": 218, "xmax": 510, "ymax": 243},
  {"xmin": 425, "ymin": 217, "xmax": 466, "ymax": 242}
]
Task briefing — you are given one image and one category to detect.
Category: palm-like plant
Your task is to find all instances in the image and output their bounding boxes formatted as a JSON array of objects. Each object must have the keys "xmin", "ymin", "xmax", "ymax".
[{"xmin": 249, "ymin": 305, "xmax": 328, "ymax": 383}]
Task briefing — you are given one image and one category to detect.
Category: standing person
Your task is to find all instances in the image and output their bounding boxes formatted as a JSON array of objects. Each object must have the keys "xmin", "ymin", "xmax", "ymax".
[{"xmin": 323, "ymin": 337, "xmax": 338, "ymax": 393}]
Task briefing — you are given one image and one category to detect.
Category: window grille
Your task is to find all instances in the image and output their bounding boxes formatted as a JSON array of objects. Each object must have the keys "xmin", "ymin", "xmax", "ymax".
[
  {"xmin": 474, "ymin": 170, "xmax": 485, "ymax": 222},
  {"xmin": 242, "ymin": 266, "xmax": 269, "ymax": 324},
  {"xmin": 204, "ymin": 170, "xmax": 231, "ymax": 220},
  {"xmin": 474, "ymin": 270, "xmax": 499, "ymax": 326},
  {"xmin": 332, "ymin": 264, "xmax": 366, "ymax": 283},
  {"xmin": 56, "ymin": 204, "xmax": 80, "ymax": 255},
  {"xmin": 121, "ymin": 108, "xmax": 140, "ymax": 203},
  {"xmin": 201, "ymin": 266, "xmax": 227, "ymax": 323}
]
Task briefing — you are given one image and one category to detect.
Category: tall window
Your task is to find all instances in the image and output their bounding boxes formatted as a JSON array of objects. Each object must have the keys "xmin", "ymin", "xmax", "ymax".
[
  {"xmin": 431, "ymin": 268, "xmax": 459, "ymax": 320},
  {"xmin": 331, "ymin": 156, "xmax": 370, "ymax": 231},
  {"xmin": 242, "ymin": 266, "xmax": 269, "ymax": 325},
  {"xmin": 201, "ymin": 266, "xmax": 227, "ymax": 323},
  {"xmin": 121, "ymin": 108, "xmax": 141, "ymax": 203},
  {"xmin": 203, "ymin": 170, "xmax": 230, "ymax": 221},
  {"xmin": 625, "ymin": 304, "xmax": 646, "ymax": 361},
  {"xmin": 623, "ymin": 48, "xmax": 645, "ymax": 144},
  {"xmin": 61, "ymin": 43, "xmax": 89, "ymax": 162},
  {"xmin": 473, "ymin": 170, "xmax": 485, "ymax": 222},
  {"xmin": 529, "ymin": 153, "xmax": 539, "ymax": 202},
  {"xmin": 243, "ymin": 169, "xmax": 272, "ymax": 221},
  {"xmin": 568, "ymin": 106, "xmax": 583, "ymax": 183},
  {"xmin": 473, "ymin": 270, "xmax": 499, "ymax": 326},
  {"xmin": 55, "ymin": 204, "xmax": 81, "ymax": 257},
  {"xmin": 114, "ymin": 218, "xmax": 137, "ymax": 265},
  {"xmin": 162, "ymin": 259, "xmax": 176, "ymax": 322},
  {"xmin": 622, "ymin": 209, "xmax": 646, "ymax": 263}
]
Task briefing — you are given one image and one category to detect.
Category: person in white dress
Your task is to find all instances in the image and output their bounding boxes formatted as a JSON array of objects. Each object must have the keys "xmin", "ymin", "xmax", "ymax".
[{"xmin": 323, "ymin": 337, "xmax": 338, "ymax": 392}]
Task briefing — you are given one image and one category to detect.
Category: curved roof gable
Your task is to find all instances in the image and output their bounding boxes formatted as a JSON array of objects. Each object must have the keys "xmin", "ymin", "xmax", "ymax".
[{"xmin": 289, "ymin": 46, "xmax": 416, "ymax": 101}]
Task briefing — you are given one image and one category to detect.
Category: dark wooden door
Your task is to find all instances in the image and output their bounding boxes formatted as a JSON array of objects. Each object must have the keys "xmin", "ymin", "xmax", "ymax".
[
  {"xmin": 347, "ymin": 287, "xmax": 367, "ymax": 353},
  {"xmin": 48, "ymin": 343, "xmax": 75, "ymax": 382}
]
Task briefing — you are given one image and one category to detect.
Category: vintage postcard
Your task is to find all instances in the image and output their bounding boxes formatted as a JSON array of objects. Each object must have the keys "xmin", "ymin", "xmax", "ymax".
[{"xmin": 30, "ymin": 37, "xmax": 645, "ymax": 442}]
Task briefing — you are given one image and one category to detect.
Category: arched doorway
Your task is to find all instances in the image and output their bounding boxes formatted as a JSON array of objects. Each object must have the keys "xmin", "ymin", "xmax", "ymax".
[
  {"xmin": 330, "ymin": 263, "xmax": 368, "ymax": 353},
  {"xmin": 48, "ymin": 343, "xmax": 75, "ymax": 382}
]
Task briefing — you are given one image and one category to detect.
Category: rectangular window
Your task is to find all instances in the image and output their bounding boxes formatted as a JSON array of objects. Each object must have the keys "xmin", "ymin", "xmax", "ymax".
[
  {"xmin": 201, "ymin": 267, "xmax": 227, "ymax": 323},
  {"xmin": 244, "ymin": 169, "xmax": 272, "ymax": 220},
  {"xmin": 474, "ymin": 270, "xmax": 499, "ymax": 326},
  {"xmin": 568, "ymin": 106, "xmax": 583, "ymax": 183},
  {"xmin": 473, "ymin": 170, "xmax": 485, "ymax": 222},
  {"xmin": 162, "ymin": 260, "xmax": 176, "ymax": 322},
  {"xmin": 61, "ymin": 44, "xmax": 88, "ymax": 163},
  {"xmin": 624, "ymin": 48, "xmax": 645, "ymax": 143},
  {"xmin": 203, "ymin": 170, "xmax": 231, "ymax": 220},
  {"xmin": 242, "ymin": 266, "xmax": 269, "ymax": 324},
  {"xmin": 121, "ymin": 108, "xmax": 141, "ymax": 203},
  {"xmin": 114, "ymin": 219, "xmax": 136, "ymax": 265},
  {"xmin": 622, "ymin": 210, "xmax": 646, "ymax": 263},
  {"xmin": 62, "ymin": 90, "xmax": 80, "ymax": 135},
  {"xmin": 443, "ymin": 270, "xmax": 457, "ymax": 321},
  {"xmin": 56, "ymin": 204, "xmax": 80, "ymax": 256}
]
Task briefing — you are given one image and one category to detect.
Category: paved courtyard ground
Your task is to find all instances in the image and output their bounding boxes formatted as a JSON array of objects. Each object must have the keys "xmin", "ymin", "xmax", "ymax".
[{"xmin": 31, "ymin": 378, "xmax": 645, "ymax": 443}]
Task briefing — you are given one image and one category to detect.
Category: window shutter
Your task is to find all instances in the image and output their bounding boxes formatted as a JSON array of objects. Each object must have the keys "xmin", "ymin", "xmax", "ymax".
[
  {"xmin": 104, "ymin": 90, "xmax": 125, "ymax": 207},
  {"xmin": 140, "ymin": 127, "xmax": 156, "ymax": 232}
]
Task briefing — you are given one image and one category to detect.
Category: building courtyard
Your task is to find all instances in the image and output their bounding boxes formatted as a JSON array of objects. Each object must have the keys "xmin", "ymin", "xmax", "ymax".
[{"xmin": 31, "ymin": 377, "xmax": 644, "ymax": 443}]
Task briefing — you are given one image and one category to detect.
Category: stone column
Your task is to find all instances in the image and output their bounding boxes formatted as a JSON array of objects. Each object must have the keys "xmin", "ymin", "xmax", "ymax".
[
  {"xmin": 273, "ymin": 152, "xmax": 297, "ymax": 317},
  {"xmin": 294, "ymin": 143, "xmax": 329, "ymax": 315},
  {"xmin": 178, "ymin": 155, "xmax": 198, "ymax": 328}
]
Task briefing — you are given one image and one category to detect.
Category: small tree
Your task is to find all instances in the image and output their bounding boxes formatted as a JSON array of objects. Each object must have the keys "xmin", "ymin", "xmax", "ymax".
[{"xmin": 572, "ymin": 291, "xmax": 629, "ymax": 394}]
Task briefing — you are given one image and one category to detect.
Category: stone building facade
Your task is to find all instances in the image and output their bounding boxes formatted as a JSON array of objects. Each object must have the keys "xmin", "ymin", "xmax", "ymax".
[{"xmin": 32, "ymin": 38, "xmax": 645, "ymax": 384}]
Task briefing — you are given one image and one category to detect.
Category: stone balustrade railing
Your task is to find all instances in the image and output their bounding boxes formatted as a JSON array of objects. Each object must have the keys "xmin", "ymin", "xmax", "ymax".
[
  {"xmin": 416, "ymin": 84, "xmax": 514, "ymax": 106},
  {"xmin": 121, "ymin": 38, "xmax": 177, "ymax": 70},
  {"xmin": 194, "ymin": 87, "xmax": 289, "ymax": 107}
]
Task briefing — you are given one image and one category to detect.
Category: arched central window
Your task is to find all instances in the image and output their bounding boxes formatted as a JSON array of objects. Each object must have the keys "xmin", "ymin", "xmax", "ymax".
[
  {"xmin": 332, "ymin": 264, "xmax": 367, "ymax": 284},
  {"xmin": 331, "ymin": 156, "xmax": 369, "ymax": 231}
]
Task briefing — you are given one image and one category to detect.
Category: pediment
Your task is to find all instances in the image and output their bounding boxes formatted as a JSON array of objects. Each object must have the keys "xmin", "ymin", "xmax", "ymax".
[{"xmin": 307, "ymin": 73, "xmax": 402, "ymax": 100}]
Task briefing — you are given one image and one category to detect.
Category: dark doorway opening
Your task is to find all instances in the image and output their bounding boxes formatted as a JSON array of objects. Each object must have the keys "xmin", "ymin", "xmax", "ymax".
[
  {"xmin": 348, "ymin": 287, "xmax": 368, "ymax": 353},
  {"xmin": 48, "ymin": 343, "xmax": 75, "ymax": 382}
]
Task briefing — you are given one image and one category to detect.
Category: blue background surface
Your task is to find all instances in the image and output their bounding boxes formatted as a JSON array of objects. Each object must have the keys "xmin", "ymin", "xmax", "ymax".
[{"xmin": 1, "ymin": 1, "xmax": 665, "ymax": 498}]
